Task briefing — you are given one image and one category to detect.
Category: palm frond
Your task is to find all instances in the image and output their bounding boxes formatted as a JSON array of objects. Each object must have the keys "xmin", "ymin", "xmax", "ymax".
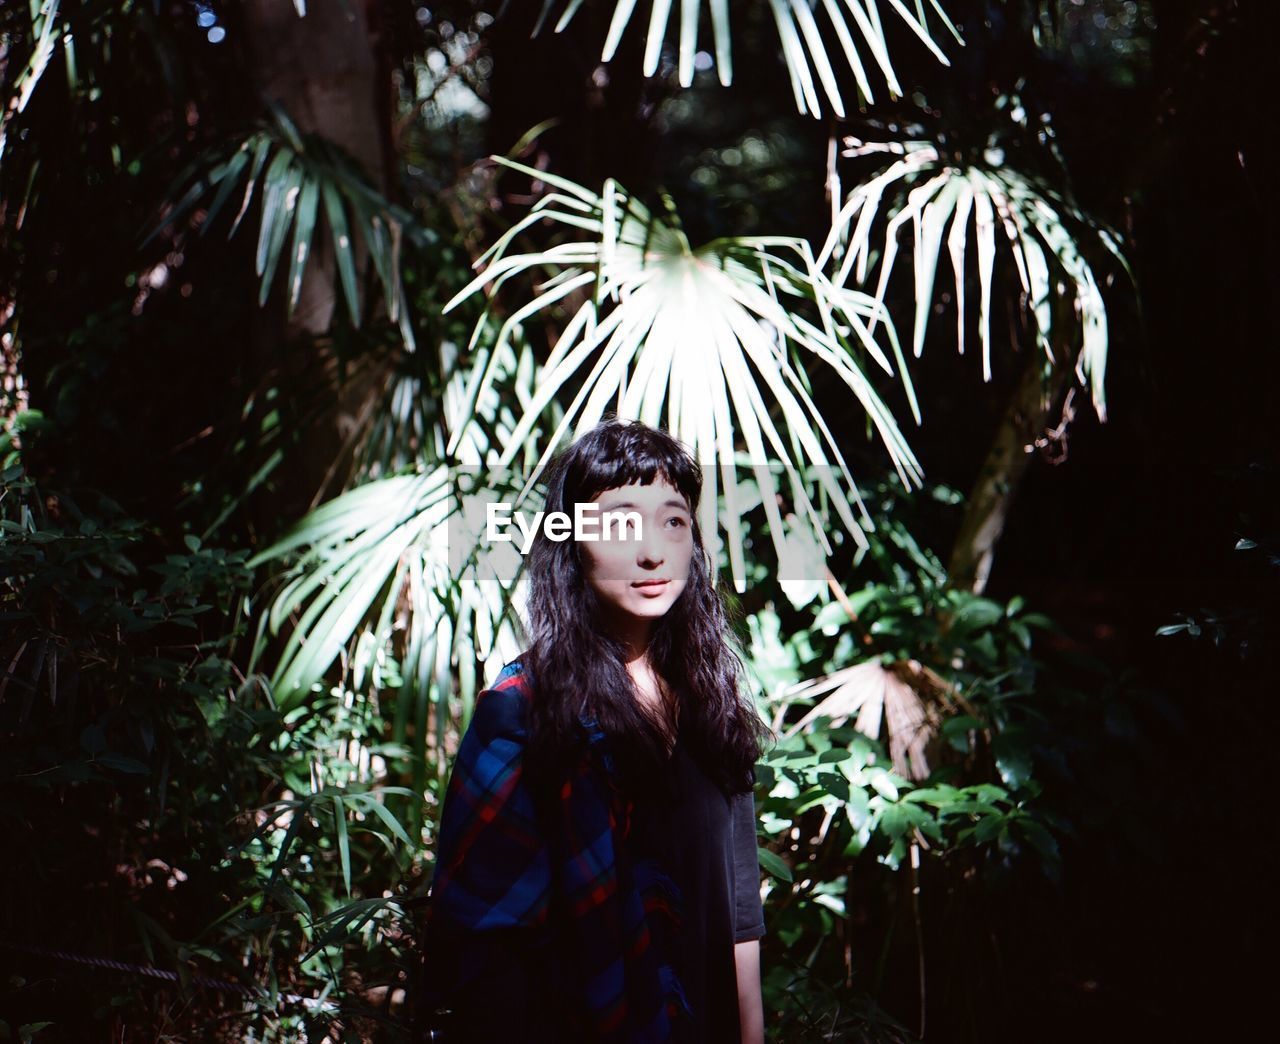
[
  {"xmin": 818, "ymin": 125, "xmax": 1132, "ymax": 422},
  {"xmin": 536, "ymin": 0, "xmax": 962, "ymax": 115},
  {"xmin": 445, "ymin": 158, "xmax": 923, "ymax": 592},
  {"xmin": 144, "ymin": 104, "xmax": 419, "ymax": 350},
  {"xmin": 0, "ymin": 0, "xmax": 65, "ymax": 167},
  {"xmin": 246, "ymin": 336, "xmax": 536, "ymax": 711},
  {"xmin": 782, "ymin": 658, "xmax": 966, "ymax": 782},
  {"xmin": 244, "ymin": 461, "xmax": 530, "ymax": 723}
]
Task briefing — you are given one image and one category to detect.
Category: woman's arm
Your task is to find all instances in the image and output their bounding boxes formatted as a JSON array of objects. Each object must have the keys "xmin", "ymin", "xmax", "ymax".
[
  {"xmin": 730, "ymin": 786, "xmax": 767, "ymax": 1042},
  {"xmin": 735, "ymin": 938, "xmax": 765, "ymax": 1044}
]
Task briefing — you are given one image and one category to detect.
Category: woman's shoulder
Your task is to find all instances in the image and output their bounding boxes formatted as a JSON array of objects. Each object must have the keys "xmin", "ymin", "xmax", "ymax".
[
  {"xmin": 489, "ymin": 656, "xmax": 534, "ymax": 697},
  {"xmin": 468, "ymin": 656, "xmax": 536, "ymax": 737}
]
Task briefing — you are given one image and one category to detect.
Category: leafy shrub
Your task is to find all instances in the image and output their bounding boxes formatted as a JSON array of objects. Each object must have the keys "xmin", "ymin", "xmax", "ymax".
[{"xmin": 0, "ymin": 418, "xmax": 419, "ymax": 1041}]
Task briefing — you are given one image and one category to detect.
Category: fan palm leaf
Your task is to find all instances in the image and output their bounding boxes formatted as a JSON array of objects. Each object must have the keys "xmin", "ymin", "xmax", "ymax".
[
  {"xmin": 781, "ymin": 657, "xmax": 972, "ymax": 782},
  {"xmin": 817, "ymin": 127, "xmax": 1132, "ymax": 422},
  {"xmin": 537, "ymin": 0, "xmax": 962, "ymax": 115},
  {"xmin": 444, "ymin": 158, "xmax": 923, "ymax": 592},
  {"xmin": 245, "ymin": 339, "xmax": 534, "ymax": 838},
  {"xmin": 244, "ymin": 462, "xmax": 523, "ymax": 843}
]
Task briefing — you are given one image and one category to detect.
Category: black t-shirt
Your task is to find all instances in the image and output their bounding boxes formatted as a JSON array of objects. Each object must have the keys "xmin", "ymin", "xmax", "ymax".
[{"xmin": 623, "ymin": 730, "xmax": 767, "ymax": 1043}]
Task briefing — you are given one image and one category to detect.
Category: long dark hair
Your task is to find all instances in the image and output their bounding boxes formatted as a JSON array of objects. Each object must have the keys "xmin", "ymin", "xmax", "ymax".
[{"xmin": 522, "ymin": 418, "xmax": 771, "ymax": 795}]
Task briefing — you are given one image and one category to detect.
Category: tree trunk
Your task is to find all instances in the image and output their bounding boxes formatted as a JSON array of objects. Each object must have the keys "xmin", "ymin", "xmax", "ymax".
[
  {"xmin": 241, "ymin": 0, "xmax": 388, "ymax": 335},
  {"xmin": 238, "ymin": 1, "xmax": 391, "ymax": 517},
  {"xmin": 946, "ymin": 346, "xmax": 1075, "ymax": 594}
]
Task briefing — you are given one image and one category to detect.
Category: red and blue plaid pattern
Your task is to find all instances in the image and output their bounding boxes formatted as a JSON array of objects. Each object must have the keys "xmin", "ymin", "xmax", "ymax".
[{"xmin": 422, "ymin": 660, "xmax": 690, "ymax": 1041}]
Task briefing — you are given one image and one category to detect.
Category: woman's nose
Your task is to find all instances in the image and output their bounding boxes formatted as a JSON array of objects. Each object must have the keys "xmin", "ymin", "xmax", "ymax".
[{"xmin": 636, "ymin": 526, "xmax": 664, "ymax": 564}]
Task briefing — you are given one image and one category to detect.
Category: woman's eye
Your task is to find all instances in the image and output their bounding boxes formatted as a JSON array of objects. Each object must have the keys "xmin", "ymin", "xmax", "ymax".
[{"xmin": 666, "ymin": 516, "xmax": 687, "ymax": 529}]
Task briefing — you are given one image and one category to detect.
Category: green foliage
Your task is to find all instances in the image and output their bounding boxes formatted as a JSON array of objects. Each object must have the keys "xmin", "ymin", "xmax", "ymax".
[
  {"xmin": 735, "ymin": 475, "xmax": 1161, "ymax": 1035},
  {"xmin": 0, "ymin": 423, "xmax": 423, "ymax": 1038},
  {"xmin": 1, "ymin": 0, "xmax": 1175, "ymax": 1038}
]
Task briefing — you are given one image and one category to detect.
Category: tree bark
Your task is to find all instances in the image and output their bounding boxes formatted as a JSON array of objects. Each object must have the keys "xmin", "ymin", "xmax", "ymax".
[
  {"xmin": 237, "ymin": 1, "xmax": 391, "ymax": 518},
  {"xmin": 946, "ymin": 346, "xmax": 1075, "ymax": 594},
  {"xmin": 241, "ymin": 0, "xmax": 388, "ymax": 335}
]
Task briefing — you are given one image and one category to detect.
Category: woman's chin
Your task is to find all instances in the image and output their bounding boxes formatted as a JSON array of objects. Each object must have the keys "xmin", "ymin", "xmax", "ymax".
[{"xmin": 626, "ymin": 596, "xmax": 676, "ymax": 618}]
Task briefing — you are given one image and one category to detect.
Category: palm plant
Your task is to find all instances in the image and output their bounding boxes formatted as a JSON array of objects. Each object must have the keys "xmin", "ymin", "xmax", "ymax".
[
  {"xmin": 818, "ymin": 101, "xmax": 1132, "ymax": 424},
  {"xmin": 812, "ymin": 98, "xmax": 1134, "ymax": 591},
  {"xmin": 246, "ymin": 341, "xmax": 532, "ymax": 797},
  {"xmin": 149, "ymin": 104, "xmax": 420, "ymax": 350},
  {"xmin": 778, "ymin": 657, "xmax": 974, "ymax": 782},
  {"xmin": 536, "ymin": 0, "xmax": 963, "ymax": 115},
  {"xmin": 444, "ymin": 157, "xmax": 924, "ymax": 592},
  {"xmin": 3, "ymin": 0, "xmax": 1191, "ymax": 1035},
  {"xmin": 235, "ymin": 304, "xmax": 540, "ymax": 953}
]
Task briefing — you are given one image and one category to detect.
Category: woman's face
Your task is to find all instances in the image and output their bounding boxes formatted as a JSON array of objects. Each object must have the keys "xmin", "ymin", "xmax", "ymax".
[{"xmin": 578, "ymin": 477, "xmax": 695, "ymax": 635}]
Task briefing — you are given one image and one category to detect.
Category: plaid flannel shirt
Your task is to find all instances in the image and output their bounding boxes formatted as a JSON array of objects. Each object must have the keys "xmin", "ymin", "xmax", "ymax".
[{"xmin": 421, "ymin": 660, "xmax": 690, "ymax": 1042}]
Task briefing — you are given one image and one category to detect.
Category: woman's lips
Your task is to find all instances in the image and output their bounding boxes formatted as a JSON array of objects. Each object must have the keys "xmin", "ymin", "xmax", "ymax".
[{"xmin": 633, "ymin": 579, "xmax": 670, "ymax": 597}]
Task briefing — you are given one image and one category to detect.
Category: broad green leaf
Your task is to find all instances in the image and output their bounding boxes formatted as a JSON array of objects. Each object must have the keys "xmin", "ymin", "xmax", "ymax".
[
  {"xmin": 333, "ymin": 795, "xmax": 351, "ymax": 898},
  {"xmin": 757, "ymin": 846, "xmax": 793, "ymax": 882},
  {"xmin": 878, "ymin": 801, "xmax": 909, "ymax": 840},
  {"xmin": 868, "ymin": 770, "xmax": 898, "ymax": 801}
]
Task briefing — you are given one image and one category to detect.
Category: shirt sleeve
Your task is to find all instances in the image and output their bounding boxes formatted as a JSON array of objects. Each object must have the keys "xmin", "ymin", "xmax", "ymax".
[
  {"xmin": 420, "ymin": 668, "xmax": 555, "ymax": 1034},
  {"xmin": 730, "ymin": 787, "xmax": 766, "ymax": 943},
  {"xmin": 427, "ymin": 675, "xmax": 551, "ymax": 933}
]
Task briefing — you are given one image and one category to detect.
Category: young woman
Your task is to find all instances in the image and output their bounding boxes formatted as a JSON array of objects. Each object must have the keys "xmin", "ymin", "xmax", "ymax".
[{"xmin": 417, "ymin": 419, "xmax": 772, "ymax": 1043}]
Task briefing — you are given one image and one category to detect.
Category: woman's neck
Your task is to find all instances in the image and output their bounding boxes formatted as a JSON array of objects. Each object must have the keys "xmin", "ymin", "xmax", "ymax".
[
  {"xmin": 625, "ymin": 657, "xmax": 679, "ymax": 750},
  {"xmin": 599, "ymin": 615, "xmax": 677, "ymax": 746},
  {"xmin": 600, "ymin": 610, "xmax": 654, "ymax": 664}
]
